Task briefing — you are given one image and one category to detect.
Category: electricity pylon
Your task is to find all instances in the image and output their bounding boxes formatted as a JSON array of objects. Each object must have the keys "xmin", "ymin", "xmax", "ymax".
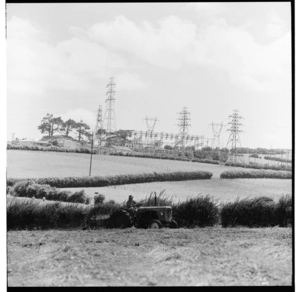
[
  {"xmin": 210, "ymin": 122, "xmax": 224, "ymax": 149},
  {"xmin": 94, "ymin": 105, "xmax": 103, "ymax": 147},
  {"xmin": 103, "ymin": 77, "xmax": 116, "ymax": 134},
  {"xmin": 226, "ymin": 110, "xmax": 245, "ymax": 165},
  {"xmin": 175, "ymin": 107, "xmax": 191, "ymax": 150},
  {"xmin": 144, "ymin": 116, "xmax": 158, "ymax": 146}
]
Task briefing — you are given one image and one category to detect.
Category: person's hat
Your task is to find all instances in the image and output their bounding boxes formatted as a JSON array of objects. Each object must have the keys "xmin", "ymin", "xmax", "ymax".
[{"xmin": 129, "ymin": 195, "xmax": 133, "ymax": 198}]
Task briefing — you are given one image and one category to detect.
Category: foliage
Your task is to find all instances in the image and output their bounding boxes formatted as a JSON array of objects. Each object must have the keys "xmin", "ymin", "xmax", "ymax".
[
  {"xmin": 75, "ymin": 120, "xmax": 91, "ymax": 142},
  {"xmin": 220, "ymin": 195, "xmax": 292, "ymax": 227},
  {"xmin": 37, "ymin": 114, "xmax": 64, "ymax": 137},
  {"xmin": 94, "ymin": 194, "xmax": 106, "ymax": 205},
  {"xmin": 264, "ymin": 156, "xmax": 292, "ymax": 163},
  {"xmin": 172, "ymin": 195, "xmax": 219, "ymax": 228},
  {"xmin": 220, "ymin": 170, "xmax": 292, "ymax": 179},
  {"xmin": 9, "ymin": 181, "xmax": 90, "ymax": 204},
  {"xmin": 7, "ymin": 194, "xmax": 292, "ymax": 230},
  {"xmin": 7, "ymin": 145, "xmax": 96, "ymax": 154}
]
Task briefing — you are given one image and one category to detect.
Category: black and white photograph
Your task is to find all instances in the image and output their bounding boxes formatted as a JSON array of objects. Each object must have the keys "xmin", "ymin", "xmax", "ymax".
[{"xmin": 5, "ymin": 1, "xmax": 294, "ymax": 287}]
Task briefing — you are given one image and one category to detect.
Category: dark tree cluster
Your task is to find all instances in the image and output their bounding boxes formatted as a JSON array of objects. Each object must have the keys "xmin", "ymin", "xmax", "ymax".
[{"xmin": 38, "ymin": 114, "xmax": 91, "ymax": 141}]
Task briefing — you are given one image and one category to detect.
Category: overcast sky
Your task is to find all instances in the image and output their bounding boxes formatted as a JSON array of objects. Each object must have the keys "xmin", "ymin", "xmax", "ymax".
[{"xmin": 6, "ymin": 3, "xmax": 292, "ymax": 149}]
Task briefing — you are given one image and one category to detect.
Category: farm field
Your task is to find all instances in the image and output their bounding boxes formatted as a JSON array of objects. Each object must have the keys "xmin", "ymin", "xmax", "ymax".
[
  {"xmin": 7, "ymin": 228, "xmax": 292, "ymax": 286},
  {"xmin": 7, "ymin": 150, "xmax": 292, "ymax": 204},
  {"xmin": 63, "ymin": 178, "xmax": 292, "ymax": 204},
  {"xmin": 7, "ymin": 150, "xmax": 256, "ymax": 179}
]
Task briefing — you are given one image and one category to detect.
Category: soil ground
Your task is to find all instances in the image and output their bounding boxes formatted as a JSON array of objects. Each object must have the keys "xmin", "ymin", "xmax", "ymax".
[{"xmin": 7, "ymin": 227, "xmax": 292, "ymax": 286}]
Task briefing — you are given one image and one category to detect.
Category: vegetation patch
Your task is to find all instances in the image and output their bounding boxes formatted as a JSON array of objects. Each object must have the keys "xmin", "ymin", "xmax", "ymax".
[
  {"xmin": 9, "ymin": 180, "xmax": 90, "ymax": 204},
  {"xmin": 6, "ymin": 171, "xmax": 213, "ymax": 188},
  {"xmin": 7, "ymin": 193, "xmax": 292, "ymax": 230},
  {"xmin": 220, "ymin": 195, "xmax": 292, "ymax": 227},
  {"xmin": 220, "ymin": 170, "xmax": 292, "ymax": 179}
]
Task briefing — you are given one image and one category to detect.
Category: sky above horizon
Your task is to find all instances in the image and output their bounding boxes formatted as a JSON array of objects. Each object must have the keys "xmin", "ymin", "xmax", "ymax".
[{"xmin": 6, "ymin": 3, "xmax": 292, "ymax": 149}]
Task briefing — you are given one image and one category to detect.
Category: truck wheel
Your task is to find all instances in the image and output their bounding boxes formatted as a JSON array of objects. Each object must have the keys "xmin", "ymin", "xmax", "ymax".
[
  {"xmin": 149, "ymin": 220, "xmax": 162, "ymax": 229},
  {"xmin": 109, "ymin": 209, "xmax": 132, "ymax": 228},
  {"xmin": 170, "ymin": 220, "xmax": 179, "ymax": 229}
]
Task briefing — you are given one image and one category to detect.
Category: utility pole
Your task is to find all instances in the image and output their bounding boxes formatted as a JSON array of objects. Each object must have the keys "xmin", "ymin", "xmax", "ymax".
[
  {"xmin": 94, "ymin": 105, "xmax": 103, "ymax": 153},
  {"xmin": 89, "ymin": 132, "xmax": 94, "ymax": 176},
  {"xmin": 103, "ymin": 77, "xmax": 116, "ymax": 134},
  {"xmin": 175, "ymin": 107, "xmax": 191, "ymax": 151},
  {"xmin": 226, "ymin": 110, "xmax": 244, "ymax": 165}
]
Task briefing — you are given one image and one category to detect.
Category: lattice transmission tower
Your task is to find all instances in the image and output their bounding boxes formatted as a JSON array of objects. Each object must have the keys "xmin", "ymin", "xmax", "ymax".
[
  {"xmin": 175, "ymin": 107, "xmax": 191, "ymax": 150},
  {"xmin": 94, "ymin": 105, "xmax": 103, "ymax": 146},
  {"xmin": 226, "ymin": 110, "xmax": 245, "ymax": 165},
  {"xmin": 144, "ymin": 116, "xmax": 159, "ymax": 146},
  {"xmin": 103, "ymin": 77, "xmax": 116, "ymax": 134},
  {"xmin": 210, "ymin": 122, "xmax": 224, "ymax": 149}
]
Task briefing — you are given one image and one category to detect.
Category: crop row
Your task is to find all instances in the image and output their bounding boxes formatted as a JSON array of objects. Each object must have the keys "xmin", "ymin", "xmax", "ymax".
[
  {"xmin": 7, "ymin": 193, "xmax": 292, "ymax": 230},
  {"xmin": 6, "ymin": 171, "xmax": 213, "ymax": 188},
  {"xmin": 220, "ymin": 170, "xmax": 292, "ymax": 179}
]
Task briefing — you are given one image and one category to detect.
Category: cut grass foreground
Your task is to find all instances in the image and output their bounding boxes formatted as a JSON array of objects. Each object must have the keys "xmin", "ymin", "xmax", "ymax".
[
  {"xmin": 7, "ymin": 228, "xmax": 292, "ymax": 286},
  {"xmin": 7, "ymin": 193, "xmax": 292, "ymax": 230}
]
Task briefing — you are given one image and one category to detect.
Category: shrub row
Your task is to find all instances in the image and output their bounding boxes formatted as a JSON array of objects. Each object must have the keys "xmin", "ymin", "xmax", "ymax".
[
  {"xmin": 7, "ymin": 193, "xmax": 292, "ymax": 230},
  {"xmin": 6, "ymin": 171, "xmax": 213, "ymax": 188},
  {"xmin": 220, "ymin": 195, "xmax": 292, "ymax": 227},
  {"xmin": 264, "ymin": 156, "xmax": 292, "ymax": 163},
  {"xmin": 220, "ymin": 170, "xmax": 292, "ymax": 179},
  {"xmin": 110, "ymin": 152, "xmax": 220, "ymax": 164},
  {"xmin": 7, "ymin": 144, "xmax": 96, "ymax": 154},
  {"xmin": 110, "ymin": 152, "xmax": 291, "ymax": 171},
  {"xmin": 225, "ymin": 161, "xmax": 292, "ymax": 171},
  {"xmin": 8, "ymin": 180, "xmax": 90, "ymax": 204}
]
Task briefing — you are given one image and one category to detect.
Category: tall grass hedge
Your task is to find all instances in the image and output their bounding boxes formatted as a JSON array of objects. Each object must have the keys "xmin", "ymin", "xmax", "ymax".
[
  {"xmin": 7, "ymin": 192, "xmax": 292, "ymax": 230},
  {"xmin": 172, "ymin": 195, "xmax": 219, "ymax": 227},
  {"xmin": 220, "ymin": 170, "xmax": 292, "ymax": 179},
  {"xmin": 6, "ymin": 171, "xmax": 213, "ymax": 188},
  {"xmin": 220, "ymin": 195, "xmax": 292, "ymax": 227}
]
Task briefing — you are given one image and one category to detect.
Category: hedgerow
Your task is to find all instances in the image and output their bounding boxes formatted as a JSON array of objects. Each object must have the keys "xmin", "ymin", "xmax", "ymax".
[
  {"xmin": 7, "ymin": 144, "xmax": 96, "ymax": 154},
  {"xmin": 7, "ymin": 194, "xmax": 292, "ymax": 230},
  {"xmin": 264, "ymin": 156, "xmax": 292, "ymax": 163},
  {"xmin": 220, "ymin": 195, "xmax": 292, "ymax": 227},
  {"xmin": 9, "ymin": 181, "xmax": 90, "ymax": 204},
  {"xmin": 110, "ymin": 152, "xmax": 291, "ymax": 171},
  {"xmin": 6, "ymin": 171, "xmax": 213, "ymax": 188},
  {"xmin": 220, "ymin": 170, "xmax": 292, "ymax": 179}
]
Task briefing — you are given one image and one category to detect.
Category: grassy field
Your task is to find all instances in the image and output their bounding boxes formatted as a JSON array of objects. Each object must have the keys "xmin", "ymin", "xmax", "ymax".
[
  {"xmin": 7, "ymin": 150, "xmax": 255, "ymax": 179},
  {"xmin": 7, "ymin": 150, "xmax": 292, "ymax": 204},
  {"xmin": 63, "ymin": 178, "xmax": 292, "ymax": 205},
  {"xmin": 7, "ymin": 228, "xmax": 292, "ymax": 286}
]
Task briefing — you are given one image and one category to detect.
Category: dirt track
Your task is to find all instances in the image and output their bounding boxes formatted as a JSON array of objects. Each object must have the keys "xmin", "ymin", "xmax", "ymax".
[{"xmin": 7, "ymin": 227, "xmax": 292, "ymax": 286}]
